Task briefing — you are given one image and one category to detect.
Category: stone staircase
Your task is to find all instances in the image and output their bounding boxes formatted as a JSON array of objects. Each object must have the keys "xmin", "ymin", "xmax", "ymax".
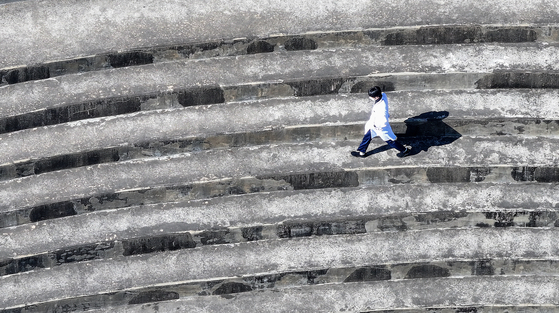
[{"xmin": 1, "ymin": 0, "xmax": 559, "ymax": 312}]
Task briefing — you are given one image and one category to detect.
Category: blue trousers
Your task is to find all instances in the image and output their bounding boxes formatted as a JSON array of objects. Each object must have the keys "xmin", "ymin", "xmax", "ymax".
[{"xmin": 358, "ymin": 130, "xmax": 406, "ymax": 153}]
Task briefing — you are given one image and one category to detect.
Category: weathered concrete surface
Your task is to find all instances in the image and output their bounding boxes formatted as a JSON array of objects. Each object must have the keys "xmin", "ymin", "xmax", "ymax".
[
  {"xmin": 1, "ymin": 25, "xmax": 555, "ymax": 87},
  {"xmin": 3, "ymin": 228, "xmax": 559, "ymax": 309},
  {"xmin": 0, "ymin": 136, "xmax": 557, "ymax": 212},
  {"xmin": 2, "ymin": 164, "xmax": 559, "ymax": 228},
  {"xmin": 1, "ymin": 44, "xmax": 558, "ymax": 118},
  {"xmin": 0, "ymin": 1, "xmax": 557, "ymax": 312},
  {"xmin": 5, "ymin": 260, "xmax": 559, "ymax": 311},
  {"xmin": 1, "ymin": 0, "xmax": 558, "ymax": 68},
  {"xmin": 0, "ymin": 120, "xmax": 557, "ymax": 181},
  {"xmin": 1, "ymin": 74, "xmax": 558, "ymax": 136},
  {"xmin": 86, "ymin": 276, "xmax": 559, "ymax": 313},
  {"xmin": 8, "ymin": 260, "xmax": 559, "ymax": 312},
  {"xmin": 1, "ymin": 90, "xmax": 558, "ymax": 166},
  {"xmin": 2, "ymin": 183, "xmax": 559, "ymax": 258},
  {"xmin": 359, "ymin": 307, "xmax": 559, "ymax": 313},
  {"xmin": 357, "ymin": 165, "xmax": 559, "ymax": 185},
  {"xmin": 0, "ymin": 75, "xmax": 556, "ymax": 135}
]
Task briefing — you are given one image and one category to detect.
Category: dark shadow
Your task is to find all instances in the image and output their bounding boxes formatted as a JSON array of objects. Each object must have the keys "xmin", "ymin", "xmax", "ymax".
[
  {"xmin": 351, "ymin": 145, "xmax": 392, "ymax": 158},
  {"xmin": 398, "ymin": 111, "xmax": 462, "ymax": 157},
  {"xmin": 354, "ymin": 111, "xmax": 461, "ymax": 157}
]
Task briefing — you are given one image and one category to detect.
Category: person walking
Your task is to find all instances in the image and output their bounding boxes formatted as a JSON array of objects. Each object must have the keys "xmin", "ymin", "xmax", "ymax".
[{"xmin": 352, "ymin": 86, "xmax": 411, "ymax": 158}]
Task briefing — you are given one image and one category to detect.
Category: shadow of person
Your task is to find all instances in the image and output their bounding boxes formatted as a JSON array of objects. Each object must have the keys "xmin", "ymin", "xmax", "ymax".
[
  {"xmin": 397, "ymin": 111, "xmax": 461, "ymax": 157},
  {"xmin": 360, "ymin": 111, "xmax": 461, "ymax": 157}
]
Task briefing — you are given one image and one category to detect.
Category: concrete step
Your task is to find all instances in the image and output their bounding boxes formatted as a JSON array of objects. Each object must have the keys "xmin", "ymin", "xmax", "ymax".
[
  {"xmin": 3, "ymin": 228, "xmax": 559, "ymax": 309},
  {"xmin": 4, "ymin": 70, "xmax": 559, "ymax": 135},
  {"xmin": 1, "ymin": 0, "xmax": 558, "ymax": 68},
  {"xmin": 358, "ymin": 307, "xmax": 559, "ymax": 313},
  {"xmin": 8, "ymin": 263, "xmax": 559, "ymax": 312},
  {"xmin": 1, "ymin": 90, "xmax": 558, "ymax": 171},
  {"xmin": 1, "ymin": 43, "xmax": 558, "ymax": 125},
  {"xmin": 1, "ymin": 119, "xmax": 558, "ymax": 182},
  {"xmin": 2, "ymin": 164, "xmax": 559, "ymax": 229},
  {"xmin": 82, "ymin": 276, "xmax": 559, "ymax": 313},
  {"xmin": 2, "ymin": 24, "xmax": 557, "ymax": 87},
  {"xmin": 359, "ymin": 307, "xmax": 559, "ymax": 313},
  {"xmin": 0, "ymin": 136, "xmax": 557, "ymax": 212},
  {"xmin": 2, "ymin": 182, "xmax": 559, "ymax": 263}
]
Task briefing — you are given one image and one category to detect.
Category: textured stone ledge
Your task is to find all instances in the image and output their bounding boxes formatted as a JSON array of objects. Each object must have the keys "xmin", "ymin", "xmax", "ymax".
[
  {"xmin": 3, "ymin": 228, "xmax": 559, "ymax": 309},
  {"xmin": 1, "ymin": 71, "xmax": 558, "ymax": 135},
  {"xmin": 1, "ymin": 163, "xmax": 558, "ymax": 229},
  {"xmin": 1, "ymin": 44, "xmax": 558, "ymax": 120},
  {"xmin": 3, "ymin": 183, "xmax": 559, "ymax": 269},
  {"xmin": 83, "ymin": 276, "xmax": 559, "ymax": 313},
  {"xmin": 3, "ymin": 208, "xmax": 559, "ymax": 278},
  {"xmin": 0, "ymin": 25, "xmax": 553, "ymax": 87},
  {"xmin": 3, "ymin": 262, "xmax": 559, "ymax": 312},
  {"xmin": 0, "ymin": 136, "xmax": 557, "ymax": 213},
  {"xmin": 2, "ymin": 0, "xmax": 559, "ymax": 67},
  {"xmin": 1, "ymin": 90, "xmax": 558, "ymax": 167},
  {"xmin": 362, "ymin": 306, "xmax": 559, "ymax": 313},
  {"xmin": 1, "ymin": 118, "xmax": 557, "ymax": 182}
]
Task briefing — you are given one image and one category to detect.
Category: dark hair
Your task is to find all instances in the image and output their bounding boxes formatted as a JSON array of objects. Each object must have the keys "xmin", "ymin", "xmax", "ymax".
[{"xmin": 368, "ymin": 86, "xmax": 382, "ymax": 98}]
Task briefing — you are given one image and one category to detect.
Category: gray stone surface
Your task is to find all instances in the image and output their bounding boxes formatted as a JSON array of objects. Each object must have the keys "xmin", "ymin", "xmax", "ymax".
[
  {"xmin": 1, "ymin": 25, "xmax": 555, "ymax": 88},
  {"xmin": 1, "ymin": 0, "xmax": 558, "ymax": 68},
  {"xmin": 5, "ymin": 259, "xmax": 559, "ymax": 312},
  {"xmin": 3, "ymin": 228, "xmax": 559, "ymax": 309},
  {"xmin": 1, "ymin": 164, "xmax": 559, "ymax": 229},
  {"xmin": 0, "ymin": 122, "xmax": 557, "ymax": 183},
  {"xmin": 2, "ymin": 183, "xmax": 559, "ymax": 258},
  {"xmin": 1, "ymin": 0, "xmax": 558, "ymax": 311},
  {"xmin": 0, "ymin": 136, "xmax": 557, "ymax": 212},
  {"xmin": 86, "ymin": 276, "xmax": 559, "ymax": 312},
  {"xmin": 1, "ymin": 43, "xmax": 558, "ymax": 118},
  {"xmin": 1, "ymin": 90, "xmax": 558, "ymax": 166}
]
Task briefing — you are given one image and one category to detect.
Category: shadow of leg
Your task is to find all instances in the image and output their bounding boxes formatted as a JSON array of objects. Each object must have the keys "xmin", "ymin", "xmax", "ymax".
[{"xmin": 364, "ymin": 144, "xmax": 392, "ymax": 157}]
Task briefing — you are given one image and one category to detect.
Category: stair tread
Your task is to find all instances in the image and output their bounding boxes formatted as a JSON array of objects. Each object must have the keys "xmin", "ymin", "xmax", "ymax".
[
  {"xmin": 3, "ymin": 228, "xmax": 559, "ymax": 309},
  {"xmin": 3, "ymin": 183, "xmax": 559, "ymax": 258},
  {"xmin": 1, "ymin": 90, "xmax": 559, "ymax": 165},
  {"xmin": 85, "ymin": 276, "xmax": 559, "ymax": 313},
  {"xmin": 1, "ymin": 44, "xmax": 559, "ymax": 118},
  {"xmin": 0, "ymin": 136, "xmax": 557, "ymax": 212},
  {"xmin": 2, "ymin": 0, "xmax": 558, "ymax": 68}
]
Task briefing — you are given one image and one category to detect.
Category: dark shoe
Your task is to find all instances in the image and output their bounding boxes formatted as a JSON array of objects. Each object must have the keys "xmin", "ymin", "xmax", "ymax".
[
  {"xmin": 397, "ymin": 147, "xmax": 411, "ymax": 158},
  {"xmin": 351, "ymin": 151, "xmax": 366, "ymax": 157}
]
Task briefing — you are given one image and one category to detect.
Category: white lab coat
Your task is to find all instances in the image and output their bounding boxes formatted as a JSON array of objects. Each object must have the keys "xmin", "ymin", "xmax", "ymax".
[{"xmin": 364, "ymin": 93, "xmax": 397, "ymax": 141}]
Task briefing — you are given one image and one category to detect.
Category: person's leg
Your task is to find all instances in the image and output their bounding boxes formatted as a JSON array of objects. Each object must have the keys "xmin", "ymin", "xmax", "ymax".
[
  {"xmin": 357, "ymin": 130, "xmax": 372, "ymax": 154},
  {"xmin": 385, "ymin": 139, "xmax": 406, "ymax": 152}
]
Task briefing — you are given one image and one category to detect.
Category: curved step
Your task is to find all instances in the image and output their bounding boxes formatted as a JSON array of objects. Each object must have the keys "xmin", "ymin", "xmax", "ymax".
[
  {"xmin": 0, "ymin": 120, "xmax": 559, "ymax": 182},
  {"xmin": 1, "ymin": 44, "xmax": 558, "ymax": 122},
  {"xmin": 2, "ymin": 182, "xmax": 559, "ymax": 260},
  {"xmin": 0, "ymin": 136, "xmax": 557, "ymax": 212},
  {"xmin": 2, "ymin": 24, "xmax": 556, "ymax": 87},
  {"xmin": 7, "ymin": 263, "xmax": 559, "ymax": 312},
  {"xmin": 3, "ymin": 71, "xmax": 558, "ymax": 136},
  {"xmin": 2, "ymin": 164, "xmax": 559, "ymax": 229},
  {"xmin": 2, "ymin": 228, "xmax": 559, "ymax": 309},
  {"xmin": 83, "ymin": 276, "xmax": 559, "ymax": 313},
  {"xmin": 1, "ymin": 89, "xmax": 558, "ymax": 167},
  {"xmin": 1, "ymin": 0, "xmax": 558, "ymax": 68}
]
